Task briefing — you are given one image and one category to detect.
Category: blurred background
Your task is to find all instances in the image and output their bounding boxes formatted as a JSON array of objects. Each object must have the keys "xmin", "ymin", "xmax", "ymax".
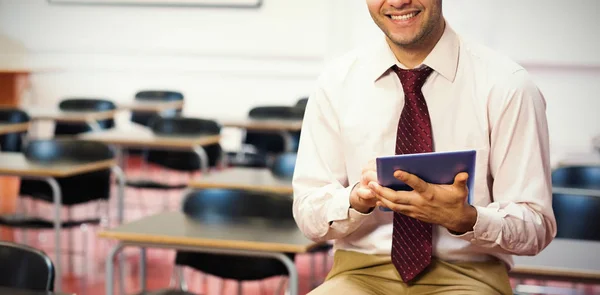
[{"xmin": 0, "ymin": 0, "xmax": 599, "ymax": 295}]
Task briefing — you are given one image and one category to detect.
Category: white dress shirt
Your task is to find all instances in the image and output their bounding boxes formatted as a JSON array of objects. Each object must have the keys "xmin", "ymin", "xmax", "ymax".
[{"xmin": 292, "ymin": 24, "xmax": 557, "ymax": 269}]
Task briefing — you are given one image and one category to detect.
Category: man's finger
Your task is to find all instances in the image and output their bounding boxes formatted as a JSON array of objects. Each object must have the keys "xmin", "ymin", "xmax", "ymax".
[
  {"xmin": 375, "ymin": 195, "xmax": 412, "ymax": 214},
  {"xmin": 369, "ymin": 182, "xmax": 414, "ymax": 205},
  {"xmin": 453, "ymin": 172, "xmax": 469, "ymax": 188},
  {"xmin": 356, "ymin": 187, "xmax": 376, "ymax": 200},
  {"xmin": 394, "ymin": 170, "xmax": 430, "ymax": 193},
  {"xmin": 361, "ymin": 170, "xmax": 378, "ymax": 185}
]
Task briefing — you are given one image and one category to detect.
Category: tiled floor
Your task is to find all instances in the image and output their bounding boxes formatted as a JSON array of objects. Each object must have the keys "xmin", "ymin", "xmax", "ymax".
[{"xmin": 4, "ymin": 159, "xmax": 600, "ymax": 295}]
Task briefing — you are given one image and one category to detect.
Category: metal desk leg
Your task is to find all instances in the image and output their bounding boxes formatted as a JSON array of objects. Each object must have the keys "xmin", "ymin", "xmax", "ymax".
[
  {"xmin": 106, "ymin": 243, "xmax": 126, "ymax": 295},
  {"xmin": 192, "ymin": 145, "xmax": 210, "ymax": 175},
  {"xmin": 86, "ymin": 119, "xmax": 102, "ymax": 132},
  {"xmin": 139, "ymin": 248, "xmax": 147, "ymax": 292},
  {"xmin": 44, "ymin": 177, "xmax": 63, "ymax": 292},
  {"xmin": 111, "ymin": 166, "xmax": 126, "ymax": 225}
]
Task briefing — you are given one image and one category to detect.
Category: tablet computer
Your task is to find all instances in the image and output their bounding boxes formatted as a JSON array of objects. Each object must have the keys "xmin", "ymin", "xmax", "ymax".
[{"xmin": 376, "ymin": 150, "xmax": 477, "ymax": 210}]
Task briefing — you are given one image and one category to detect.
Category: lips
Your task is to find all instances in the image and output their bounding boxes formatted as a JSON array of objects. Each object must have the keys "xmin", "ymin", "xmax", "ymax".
[{"xmin": 386, "ymin": 10, "xmax": 421, "ymax": 21}]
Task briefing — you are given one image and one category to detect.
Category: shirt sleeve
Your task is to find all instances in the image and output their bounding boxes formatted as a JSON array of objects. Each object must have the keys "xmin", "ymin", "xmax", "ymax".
[
  {"xmin": 451, "ymin": 69, "xmax": 557, "ymax": 255},
  {"xmin": 292, "ymin": 79, "xmax": 372, "ymax": 242}
]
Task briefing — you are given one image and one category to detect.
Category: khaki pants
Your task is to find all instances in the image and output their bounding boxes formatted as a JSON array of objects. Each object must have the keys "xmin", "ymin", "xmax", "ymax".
[{"xmin": 309, "ymin": 250, "xmax": 513, "ymax": 295}]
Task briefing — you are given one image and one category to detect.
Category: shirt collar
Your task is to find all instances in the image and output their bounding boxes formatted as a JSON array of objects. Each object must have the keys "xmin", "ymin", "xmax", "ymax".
[{"xmin": 368, "ymin": 22, "xmax": 459, "ymax": 83}]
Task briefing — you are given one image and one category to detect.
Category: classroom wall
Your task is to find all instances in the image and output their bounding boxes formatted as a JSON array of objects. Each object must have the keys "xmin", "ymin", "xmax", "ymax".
[{"xmin": 0, "ymin": 0, "xmax": 599, "ymax": 159}]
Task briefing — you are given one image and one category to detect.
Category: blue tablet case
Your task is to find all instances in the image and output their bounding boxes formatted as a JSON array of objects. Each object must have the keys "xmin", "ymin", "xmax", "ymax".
[{"xmin": 376, "ymin": 150, "xmax": 477, "ymax": 211}]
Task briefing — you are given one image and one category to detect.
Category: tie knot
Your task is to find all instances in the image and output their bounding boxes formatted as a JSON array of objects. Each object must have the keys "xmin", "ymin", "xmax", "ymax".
[{"xmin": 394, "ymin": 66, "xmax": 434, "ymax": 94}]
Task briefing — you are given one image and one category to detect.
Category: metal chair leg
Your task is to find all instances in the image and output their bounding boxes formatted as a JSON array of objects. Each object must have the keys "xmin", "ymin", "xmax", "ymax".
[
  {"xmin": 67, "ymin": 207, "xmax": 74, "ymax": 275},
  {"xmin": 276, "ymin": 277, "xmax": 287, "ymax": 295},
  {"xmin": 80, "ymin": 224, "xmax": 89, "ymax": 295},
  {"xmin": 177, "ymin": 266, "xmax": 188, "ymax": 292}
]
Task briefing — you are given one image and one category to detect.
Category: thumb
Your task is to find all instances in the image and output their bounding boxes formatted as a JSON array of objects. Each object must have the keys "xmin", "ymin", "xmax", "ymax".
[{"xmin": 453, "ymin": 172, "xmax": 469, "ymax": 189}]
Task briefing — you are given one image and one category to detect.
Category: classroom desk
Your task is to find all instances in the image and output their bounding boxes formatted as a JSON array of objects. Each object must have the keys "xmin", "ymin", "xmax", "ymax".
[
  {"xmin": 118, "ymin": 100, "xmax": 184, "ymax": 113},
  {"xmin": 0, "ymin": 122, "xmax": 30, "ymax": 135},
  {"xmin": 0, "ymin": 152, "xmax": 125, "ymax": 292},
  {"xmin": 188, "ymin": 167, "xmax": 292, "ymax": 195},
  {"xmin": 99, "ymin": 211, "xmax": 321, "ymax": 295},
  {"xmin": 78, "ymin": 125, "xmax": 222, "ymax": 174},
  {"xmin": 221, "ymin": 119, "xmax": 302, "ymax": 152},
  {"xmin": 25, "ymin": 107, "xmax": 117, "ymax": 132},
  {"xmin": 511, "ymin": 239, "xmax": 600, "ymax": 283},
  {"xmin": 0, "ymin": 287, "xmax": 74, "ymax": 295}
]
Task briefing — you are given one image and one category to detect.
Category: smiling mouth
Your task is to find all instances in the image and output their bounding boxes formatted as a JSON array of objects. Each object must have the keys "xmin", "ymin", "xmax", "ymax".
[{"xmin": 387, "ymin": 11, "xmax": 420, "ymax": 21}]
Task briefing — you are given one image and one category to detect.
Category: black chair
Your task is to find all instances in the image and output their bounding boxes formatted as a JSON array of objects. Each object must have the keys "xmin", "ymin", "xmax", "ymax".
[
  {"xmin": 552, "ymin": 166, "xmax": 600, "ymax": 190},
  {"xmin": 551, "ymin": 166, "xmax": 600, "ymax": 241},
  {"xmin": 269, "ymin": 152, "xmax": 297, "ymax": 180},
  {"xmin": 126, "ymin": 117, "xmax": 223, "ymax": 191},
  {"xmin": 18, "ymin": 139, "xmax": 114, "ymax": 208},
  {"xmin": 552, "ymin": 192, "xmax": 600, "ymax": 241},
  {"xmin": 53, "ymin": 98, "xmax": 116, "ymax": 136},
  {"xmin": 0, "ymin": 108, "xmax": 29, "ymax": 152},
  {"xmin": 294, "ymin": 97, "xmax": 308, "ymax": 109},
  {"xmin": 0, "ymin": 241, "xmax": 55, "ymax": 291},
  {"xmin": 174, "ymin": 189, "xmax": 295, "ymax": 294},
  {"xmin": 0, "ymin": 139, "xmax": 115, "ymax": 282},
  {"xmin": 124, "ymin": 90, "xmax": 185, "ymax": 159},
  {"xmin": 130, "ymin": 90, "xmax": 184, "ymax": 127},
  {"xmin": 241, "ymin": 106, "xmax": 304, "ymax": 160}
]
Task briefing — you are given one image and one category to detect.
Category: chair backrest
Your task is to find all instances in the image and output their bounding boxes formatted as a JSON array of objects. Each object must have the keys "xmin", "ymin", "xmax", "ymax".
[
  {"xmin": 131, "ymin": 90, "xmax": 184, "ymax": 126},
  {"xmin": 54, "ymin": 98, "xmax": 116, "ymax": 135},
  {"xmin": 0, "ymin": 108, "xmax": 29, "ymax": 152},
  {"xmin": 181, "ymin": 188, "xmax": 293, "ymax": 223},
  {"xmin": 149, "ymin": 116, "xmax": 220, "ymax": 136},
  {"xmin": 295, "ymin": 97, "xmax": 308, "ymax": 108},
  {"xmin": 245, "ymin": 106, "xmax": 303, "ymax": 154},
  {"xmin": 552, "ymin": 166, "xmax": 600, "ymax": 190},
  {"xmin": 269, "ymin": 152, "xmax": 297, "ymax": 180},
  {"xmin": 248, "ymin": 106, "xmax": 304, "ymax": 120},
  {"xmin": 553, "ymin": 192, "xmax": 600, "ymax": 241},
  {"xmin": 0, "ymin": 242, "xmax": 55, "ymax": 291},
  {"xmin": 146, "ymin": 117, "xmax": 222, "ymax": 171},
  {"xmin": 24, "ymin": 139, "xmax": 114, "ymax": 164}
]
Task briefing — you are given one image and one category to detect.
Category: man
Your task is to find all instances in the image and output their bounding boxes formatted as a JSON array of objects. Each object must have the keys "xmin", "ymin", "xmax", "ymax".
[{"xmin": 292, "ymin": 0, "xmax": 557, "ymax": 294}]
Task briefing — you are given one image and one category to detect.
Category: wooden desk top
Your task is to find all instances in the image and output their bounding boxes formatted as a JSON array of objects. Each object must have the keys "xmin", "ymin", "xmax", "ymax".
[
  {"xmin": 189, "ymin": 167, "xmax": 293, "ymax": 195},
  {"xmin": 119, "ymin": 100, "xmax": 184, "ymax": 112},
  {"xmin": 25, "ymin": 107, "xmax": 117, "ymax": 122},
  {"xmin": 511, "ymin": 239, "xmax": 600, "ymax": 281},
  {"xmin": 0, "ymin": 122, "xmax": 29, "ymax": 135},
  {"xmin": 99, "ymin": 211, "xmax": 319, "ymax": 253},
  {"xmin": 78, "ymin": 124, "xmax": 221, "ymax": 149},
  {"xmin": 0, "ymin": 287, "xmax": 74, "ymax": 295},
  {"xmin": 222, "ymin": 119, "xmax": 302, "ymax": 132},
  {"xmin": 0, "ymin": 152, "xmax": 115, "ymax": 177}
]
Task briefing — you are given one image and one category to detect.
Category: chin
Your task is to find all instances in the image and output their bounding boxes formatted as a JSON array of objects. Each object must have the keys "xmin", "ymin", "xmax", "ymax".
[{"xmin": 387, "ymin": 33, "xmax": 421, "ymax": 47}]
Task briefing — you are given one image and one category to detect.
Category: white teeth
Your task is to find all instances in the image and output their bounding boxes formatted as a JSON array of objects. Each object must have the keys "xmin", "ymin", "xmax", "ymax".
[{"xmin": 391, "ymin": 12, "xmax": 416, "ymax": 21}]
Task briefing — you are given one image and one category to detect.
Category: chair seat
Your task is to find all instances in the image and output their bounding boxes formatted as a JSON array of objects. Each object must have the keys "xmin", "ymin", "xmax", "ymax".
[
  {"xmin": 132, "ymin": 289, "xmax": 197, "ymax": 295},
  {"xmin": 0, "ymin": 214, "xmax": 100, "ymax": 229},
  {"xmin": 175, "ymin": 251, "xmax": 294, "ymax": 281},
  {"xmin": 308, "ymin": 243, "xmax": 333, "ymax": 253},
  {"xmin": 125, "ymin": 179, "xmax": 187, "ymax": 190},
  {"xmin": 226, "ymin": 151, "xmax": 268, "ymax": 168}
]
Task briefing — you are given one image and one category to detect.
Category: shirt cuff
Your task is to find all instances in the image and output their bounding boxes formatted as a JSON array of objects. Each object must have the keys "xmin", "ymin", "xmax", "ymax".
[
  {"xmin": 327, "ymin": 182, "xmax": 372, "ymax": 224},
  {"xmin": 449, "ymin": 206, "xmax": 505, "ymax": 244}
]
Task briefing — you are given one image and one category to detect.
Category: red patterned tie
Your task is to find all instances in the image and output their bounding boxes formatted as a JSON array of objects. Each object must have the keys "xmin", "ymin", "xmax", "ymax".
[{"xmin": 392, "ymin": 65, "xmax": 434, "ymax": 282}]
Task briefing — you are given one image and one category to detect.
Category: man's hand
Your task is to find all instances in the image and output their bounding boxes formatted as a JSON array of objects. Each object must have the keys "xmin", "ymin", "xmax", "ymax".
[
  {"xmin": 369, "ymin": 170, "xmax": 477, "ymax": 234},
  {"xmin": 349, "ymin": 160, "xmax": 379, "ymax": 214}
]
